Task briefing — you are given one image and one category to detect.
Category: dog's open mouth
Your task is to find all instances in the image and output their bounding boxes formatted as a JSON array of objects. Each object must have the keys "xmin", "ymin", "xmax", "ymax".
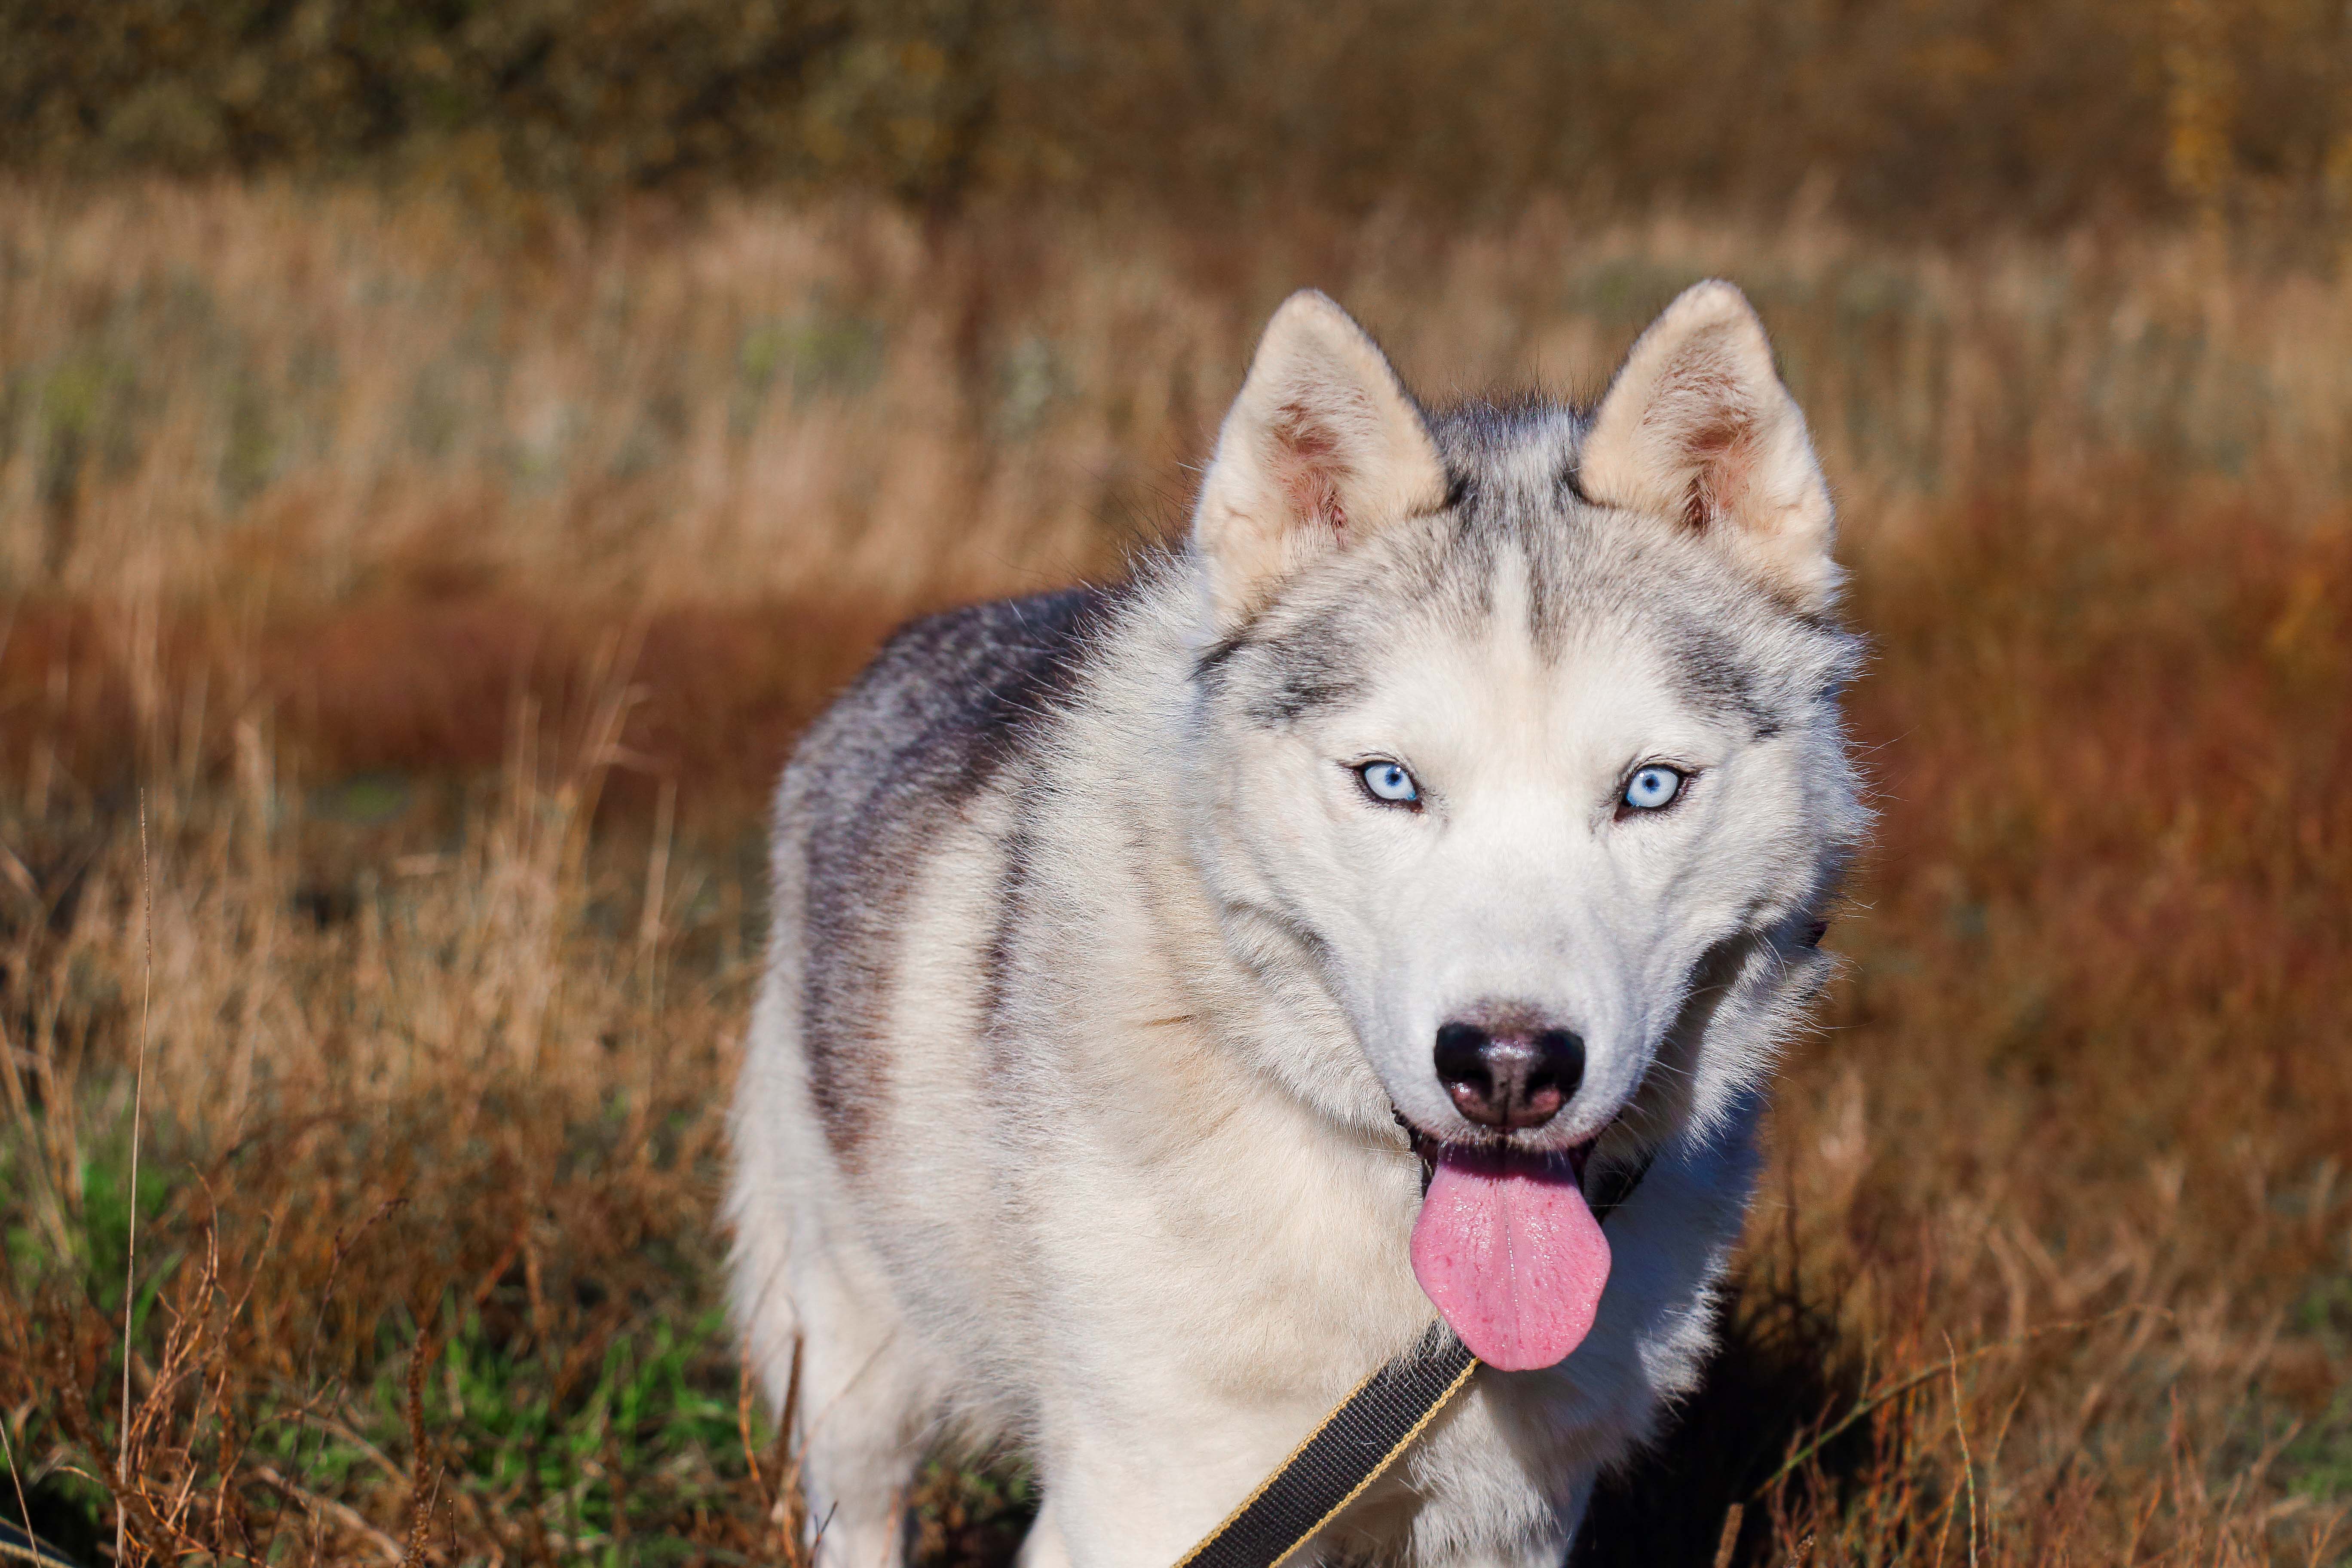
[{"xmin": 1400, "ymin": 1129, "xmax": 1610, "ymax": 1372}]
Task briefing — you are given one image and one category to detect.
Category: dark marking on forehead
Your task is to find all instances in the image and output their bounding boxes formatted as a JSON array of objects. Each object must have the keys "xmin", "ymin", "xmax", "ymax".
[
  {"xmin": 1522, "ymin": 536, "xmax": 1564, "ymax": 656},
  {"xmin": 1419, "ymin": 398, "xmax": 1609, "ymax": 662},
  {"xmin": 1247, "ymin": 649, "xmax": 1365, "ymax": 725},
  {"xmin": 1201, "ymin": 601, "xmax": 1370, "ymax": 728},
  {"xmin": 1663, "ymin": 613, "xmax": 1785, "ymax": 739},
  {"xmin": 1194, "ymin": 631, "xmax": 1248, "ymax": 680},
  {"xmin": 796, "ymin": 586, "xmax": 1106, "ymax": 1168}
]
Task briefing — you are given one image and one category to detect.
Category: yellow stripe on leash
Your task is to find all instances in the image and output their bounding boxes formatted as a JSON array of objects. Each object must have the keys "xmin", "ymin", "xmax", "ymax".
[{"xmin": 1170, "ymin": 1324, "xmax": 1479, "ymax": 1568}]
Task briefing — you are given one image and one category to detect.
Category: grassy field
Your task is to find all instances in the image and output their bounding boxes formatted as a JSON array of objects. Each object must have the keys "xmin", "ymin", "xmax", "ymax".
[{"xmin": 1, "ymin": 180, "xmax": 2349, "ymax": 1565}]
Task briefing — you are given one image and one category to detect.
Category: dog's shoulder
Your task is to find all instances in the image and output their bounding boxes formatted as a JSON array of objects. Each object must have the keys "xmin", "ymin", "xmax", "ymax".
[
  {"xmin": 777, "ymin": 585, "xmax": 1115, "ymax": 1166},
  {"xmin": 785, "ymin": 585, "xmax": 1110, "ymax": 826}
]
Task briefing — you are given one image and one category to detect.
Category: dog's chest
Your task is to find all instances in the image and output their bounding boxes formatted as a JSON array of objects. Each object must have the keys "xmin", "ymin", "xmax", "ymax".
[{"xmin": 1009, "ymin": 1059, "xmax": 1439, "ymax": 1404}]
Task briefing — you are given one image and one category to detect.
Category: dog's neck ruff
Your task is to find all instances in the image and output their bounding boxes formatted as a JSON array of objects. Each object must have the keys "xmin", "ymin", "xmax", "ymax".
[{"xmin": 1169, "ymin": 1153, "xmax": 1654, "ymax": 1568}]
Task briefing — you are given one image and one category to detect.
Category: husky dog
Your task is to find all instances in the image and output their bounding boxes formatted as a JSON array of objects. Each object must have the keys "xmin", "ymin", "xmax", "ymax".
[{"xmin": 728, "ymin": 283, "xmax": 1866, "ymax": 1568}]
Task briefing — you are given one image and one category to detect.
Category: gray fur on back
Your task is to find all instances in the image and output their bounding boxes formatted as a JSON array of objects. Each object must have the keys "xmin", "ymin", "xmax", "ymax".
[{"xmin": 787, "ymin": 585, "xmax": 1111, "ymax": 1165}]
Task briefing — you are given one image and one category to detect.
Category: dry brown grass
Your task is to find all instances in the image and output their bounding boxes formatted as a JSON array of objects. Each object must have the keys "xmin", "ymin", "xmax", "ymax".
[{"xmin": 1, "ymin": 181, "xmax": 2348, "ymax": 1565}]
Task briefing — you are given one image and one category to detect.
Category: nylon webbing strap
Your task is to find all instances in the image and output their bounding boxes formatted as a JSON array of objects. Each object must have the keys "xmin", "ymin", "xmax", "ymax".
[
  {"xmin": 1171, "ymin": 1320, "xmax": 1476, "ymax": 1568},
  {"xmin": 1170, "ymin": 1150, "xmax": 1655, "ymax": 1568}
]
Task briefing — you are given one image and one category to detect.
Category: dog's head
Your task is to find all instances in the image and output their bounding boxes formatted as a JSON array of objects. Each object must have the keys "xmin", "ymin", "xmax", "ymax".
[{"xmin": 1182, "ymin": 288, "xmax": 1866, "ymax": 1366}]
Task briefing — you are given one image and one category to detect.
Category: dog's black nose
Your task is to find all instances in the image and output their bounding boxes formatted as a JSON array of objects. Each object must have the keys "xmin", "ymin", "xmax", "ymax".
[{"xmin": 1433, "ymin": 1019, "xmax": 1584, "ymax": 1130}]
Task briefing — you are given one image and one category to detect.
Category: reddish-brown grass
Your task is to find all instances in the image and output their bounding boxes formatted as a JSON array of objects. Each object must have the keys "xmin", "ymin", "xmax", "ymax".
[{"xmin": 1, "ymin": 183, "xmax": 2348, "ymax": 1565}]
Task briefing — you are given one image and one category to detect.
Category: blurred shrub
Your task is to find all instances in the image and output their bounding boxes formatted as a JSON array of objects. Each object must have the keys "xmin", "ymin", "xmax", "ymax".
[
  {"xmin": 0, "ymin": 0, "xmax": 993, "ymax": 200},
  {"xmin": 3, "ymin": 0, "xmax": 2352, "ymax": 233}
]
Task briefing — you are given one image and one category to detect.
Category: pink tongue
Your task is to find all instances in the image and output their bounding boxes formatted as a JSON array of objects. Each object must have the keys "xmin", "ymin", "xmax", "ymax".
[{"xmin": 1410, "ymin": 1151, "xmax": 1610, "ymax": 1371}]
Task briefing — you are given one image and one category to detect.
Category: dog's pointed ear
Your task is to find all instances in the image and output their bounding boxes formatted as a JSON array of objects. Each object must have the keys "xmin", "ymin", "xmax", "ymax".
[
  {"xmin": 1579, "ymin": 281, "xmax": 1840, "ymax": 612},
  {"xmin": 1191, "ymin": 291, "xmax": 1449, "ymax": 626}
]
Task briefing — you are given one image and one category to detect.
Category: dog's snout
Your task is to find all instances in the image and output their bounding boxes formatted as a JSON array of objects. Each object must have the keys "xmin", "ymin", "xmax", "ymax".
[{"xmin": 1432, "ymin": 1017, "xmax": 1585, "ymax": 1131}]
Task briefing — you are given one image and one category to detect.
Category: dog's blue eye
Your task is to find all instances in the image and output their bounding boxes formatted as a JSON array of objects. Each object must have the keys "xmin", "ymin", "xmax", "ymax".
[
  {"xmin": 1623, "ymin": 766, "xmax": 1684, "ymax": 811},
  {"xmin": 1359, "ymin": 761, "xmax": 1420, "ymax": 805}
]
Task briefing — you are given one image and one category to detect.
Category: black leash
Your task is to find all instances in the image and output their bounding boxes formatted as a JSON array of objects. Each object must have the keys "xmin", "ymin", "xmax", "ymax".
[
  {"xmin": 1171, "ymin": 1320, "xmax": 1478, "ymax": 1568},
  {"xmin": 1171, "ymin": 1151, "xmax": 1655, "ymax": 1568}
]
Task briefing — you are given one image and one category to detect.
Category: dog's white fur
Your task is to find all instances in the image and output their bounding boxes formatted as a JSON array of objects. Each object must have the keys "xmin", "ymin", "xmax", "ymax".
[{"xmin": 728, "ymin": 284, "xmax": 1866, "ymax": 1568}]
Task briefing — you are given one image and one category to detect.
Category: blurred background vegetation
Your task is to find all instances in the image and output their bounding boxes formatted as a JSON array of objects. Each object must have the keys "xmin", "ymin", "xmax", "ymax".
[
  {"xmin": 5, "ymin": 0, "xmax": 2352, "ymax": 236},
  {"xmin": 4, "ymin": 5, "xmax": 2352, "ymax": 1565}
]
